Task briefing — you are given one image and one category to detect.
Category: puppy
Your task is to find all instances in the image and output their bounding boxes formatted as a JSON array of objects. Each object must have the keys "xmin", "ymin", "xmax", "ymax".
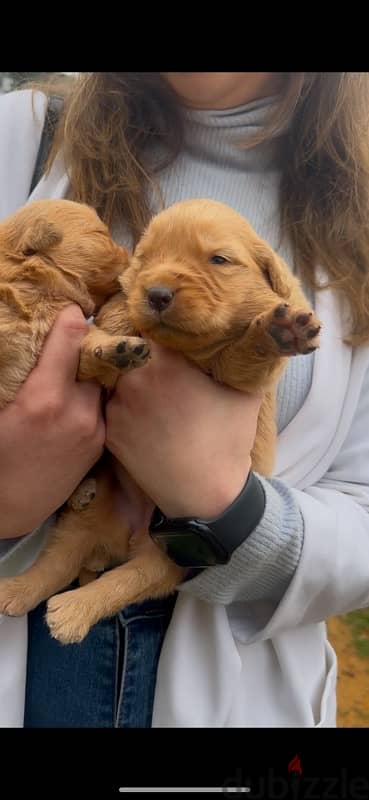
[
  {"xmin": 0, "ymin": 198, "xmax": 150, "ymax": 407},
  {"xmin": 0, "ymin": 198, "xmax": 321, "ymax": 643}
]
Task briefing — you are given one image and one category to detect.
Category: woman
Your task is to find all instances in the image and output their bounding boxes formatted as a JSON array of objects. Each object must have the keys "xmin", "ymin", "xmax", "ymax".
[{"xmin": 0, "ymin": 72, "xmax": 369, "ymax": 728}]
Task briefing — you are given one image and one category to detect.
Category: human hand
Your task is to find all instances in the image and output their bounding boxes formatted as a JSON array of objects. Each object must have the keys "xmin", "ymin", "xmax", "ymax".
[
  {"xmin": 106, "ymin": 342, "xmax": 262, "ymax": 519},
  {"xmin": 0, "ymin": 305, "xmax": 105, "ymax": 538}
]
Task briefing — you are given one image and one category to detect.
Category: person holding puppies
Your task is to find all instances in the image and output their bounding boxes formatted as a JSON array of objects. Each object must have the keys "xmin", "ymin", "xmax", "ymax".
[{"xmin": 0, "ymin": 72, "xmax": 369, "ymax": 729}]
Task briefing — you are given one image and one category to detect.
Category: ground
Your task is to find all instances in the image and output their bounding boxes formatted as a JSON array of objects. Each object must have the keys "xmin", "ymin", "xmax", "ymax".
[{"xmin": 327, "ymin": 609, "xmax": 369, "ymax": 727}]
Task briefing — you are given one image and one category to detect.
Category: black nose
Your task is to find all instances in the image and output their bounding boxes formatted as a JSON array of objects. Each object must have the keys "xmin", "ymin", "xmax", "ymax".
[{"xmin": 147, "ymin": 286, "xmax": 174, "ymax": 313}]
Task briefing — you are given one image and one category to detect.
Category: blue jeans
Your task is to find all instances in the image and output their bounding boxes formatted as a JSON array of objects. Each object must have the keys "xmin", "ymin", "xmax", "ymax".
[{"xmin": 24, "ymin": 583, "xmax": 177, "ymax": 728}]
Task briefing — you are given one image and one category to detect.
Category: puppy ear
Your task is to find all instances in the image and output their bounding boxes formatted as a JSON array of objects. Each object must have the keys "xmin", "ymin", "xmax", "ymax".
[
  {"xmin": 254, "ymin": 241, "xmax": 292, "ymax": 300},
  {"xmin": 18, "ymin": 218, "xmax": 62, "ymax": 257}
]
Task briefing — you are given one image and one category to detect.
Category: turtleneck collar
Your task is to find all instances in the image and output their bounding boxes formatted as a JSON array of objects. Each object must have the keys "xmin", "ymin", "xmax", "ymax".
[
  {"xmin": 180, "ymin": 94, "xmax": 282, "ymax": 172},
  {"xmin": 182, "ymin": 93, "xmax": 279, "ymax": 128}
]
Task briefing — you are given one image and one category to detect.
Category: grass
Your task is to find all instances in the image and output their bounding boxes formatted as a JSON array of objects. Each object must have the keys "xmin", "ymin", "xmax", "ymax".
[{"xmin": 342, "ymin": 608, "xmax": 369, "ymax": 658}]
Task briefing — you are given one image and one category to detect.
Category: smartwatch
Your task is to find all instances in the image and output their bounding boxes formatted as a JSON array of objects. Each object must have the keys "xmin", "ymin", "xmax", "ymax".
[{"xmin": 149, "ymin": 470, "xmax": 266, "ymax": 568}]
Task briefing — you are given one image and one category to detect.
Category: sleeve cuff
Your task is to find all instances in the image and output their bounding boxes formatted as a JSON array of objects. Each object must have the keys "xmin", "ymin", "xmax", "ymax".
[{"xmin": 177, "ymin": 474, "xmax": 304, "ymax": 606}]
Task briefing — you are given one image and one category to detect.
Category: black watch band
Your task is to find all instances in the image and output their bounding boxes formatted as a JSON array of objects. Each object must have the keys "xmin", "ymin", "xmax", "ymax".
[{"xmin": 149, "ymin": 470, "xmax": 266, "ymax": 568}]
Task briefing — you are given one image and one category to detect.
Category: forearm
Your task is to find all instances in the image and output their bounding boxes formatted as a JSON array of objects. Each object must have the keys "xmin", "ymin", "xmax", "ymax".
[
  {"xmin": 179, "ymin": 475, "xmax": 303, "ymax": 606},
  {"xmin": 180, "ymin": 475, "xmax": 369, "ymax": 647}
]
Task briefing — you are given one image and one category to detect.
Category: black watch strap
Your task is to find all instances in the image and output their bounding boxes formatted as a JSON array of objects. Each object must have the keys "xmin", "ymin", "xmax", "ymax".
[
  {"xmin": 150, "ymin": 470, "xmax": 266, "ymax": 566},
  {"xmin": 199, "ymin": 470, "xmax": 266, "ymax": 549}
]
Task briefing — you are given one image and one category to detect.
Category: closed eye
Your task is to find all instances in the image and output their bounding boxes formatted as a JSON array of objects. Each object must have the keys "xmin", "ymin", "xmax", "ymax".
[{"xmin": 209, "ymin": 254, "xmax": 231, "ymax": 265}]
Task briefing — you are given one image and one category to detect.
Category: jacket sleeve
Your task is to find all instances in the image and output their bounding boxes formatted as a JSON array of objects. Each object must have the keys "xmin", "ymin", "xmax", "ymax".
[
  {"xmin": 0, "ymin": 88, "xmax": 47, "ymax": 222},
  {"xmin": 180, "ymin": 350, "xmax": 369, "ymax": 641},
  {"xmin": 0, "ymin": 89, "xmax": 47, "ymax": 560}
]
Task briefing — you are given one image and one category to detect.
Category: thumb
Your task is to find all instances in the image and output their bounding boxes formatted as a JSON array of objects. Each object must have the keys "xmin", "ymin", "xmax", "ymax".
[{"xmin": 33, "ymin": 304, "xmax": 89, "ymax": 387}]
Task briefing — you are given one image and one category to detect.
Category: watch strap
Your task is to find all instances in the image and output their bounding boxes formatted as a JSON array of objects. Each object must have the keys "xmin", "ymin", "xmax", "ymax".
[
  {"xmin": 198, "ymin": 470, "xmax": 266, "ymax": 553},
  {"xmin": 150, "ymin": 470, "xmax": 266, "ymax": 561}
]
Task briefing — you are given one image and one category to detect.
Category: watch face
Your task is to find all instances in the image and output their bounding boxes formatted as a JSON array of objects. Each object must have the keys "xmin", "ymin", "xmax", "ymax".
[{"xmin": 151, "ymin": 529, "xmax": 228, "ymax": 568}]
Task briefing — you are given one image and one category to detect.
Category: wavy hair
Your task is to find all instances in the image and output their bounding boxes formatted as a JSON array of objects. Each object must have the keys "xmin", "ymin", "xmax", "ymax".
[{"xmin": 37, "ymin": 72, "xmax": 369, "ymax": 344}]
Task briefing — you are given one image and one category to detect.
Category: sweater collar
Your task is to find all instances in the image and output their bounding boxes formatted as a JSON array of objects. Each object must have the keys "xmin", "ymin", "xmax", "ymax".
[{"xmin": 180, "ymin": 94, "xmax": 283, "ymax": 172}]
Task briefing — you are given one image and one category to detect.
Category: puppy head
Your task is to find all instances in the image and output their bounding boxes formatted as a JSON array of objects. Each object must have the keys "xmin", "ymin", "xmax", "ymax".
[
  {"xmin": 1, "ymin": 199, "xmax": 128, "ymax": 307},
  {"xmin": 123, "ymin": 199, "xmax": 294, "ymax": 353}
]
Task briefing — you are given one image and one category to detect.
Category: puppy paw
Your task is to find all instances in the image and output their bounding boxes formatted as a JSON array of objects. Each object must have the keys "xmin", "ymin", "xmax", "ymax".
[
  {"xmin": 0, "ymin": 577, "xmax": 36, "ymax": 616},
  {"xmin": 68, "ymin": 478, "xmax": 97, "ymax": 511},
  {"xmin": 94, "ymin": 336, "xmax": 150, "ymax": 371},
  {"xmin": 46, "ymin": 591, "xmax": 94, "ymax": 644},
  {"xmin": 258, "ymin": 303, "xmax": 321, "ymax": 356}
]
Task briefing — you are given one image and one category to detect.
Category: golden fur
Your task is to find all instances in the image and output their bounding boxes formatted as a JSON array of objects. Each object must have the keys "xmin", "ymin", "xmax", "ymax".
[{"xmin": 0, "ymin": 198, "xmax": 321, "ymax": 643}]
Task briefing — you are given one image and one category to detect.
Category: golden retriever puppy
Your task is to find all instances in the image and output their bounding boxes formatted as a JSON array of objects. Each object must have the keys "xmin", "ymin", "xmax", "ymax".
[
  {"xmin": 0, "ymin": 198, "xmax": 149, "ymax": 407},
  {"xmin": 0, "ymin": 198, "xmax": 321, "ymax": 643}
]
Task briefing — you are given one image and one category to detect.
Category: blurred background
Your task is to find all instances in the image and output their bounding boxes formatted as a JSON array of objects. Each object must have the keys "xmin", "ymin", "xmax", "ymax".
[{"xmin": 0, "ymin": 72, "xmax": 73, "ymax": 94}]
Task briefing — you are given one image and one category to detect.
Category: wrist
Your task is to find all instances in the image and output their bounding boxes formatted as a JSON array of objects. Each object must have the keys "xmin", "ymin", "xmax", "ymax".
[
  {"xmin": 161, "ymin": 461, "xmax": 252, "ymax": 520},
  {"xmin": 149, "ymin": 469, "xmax": 266, "ymax": 569}
]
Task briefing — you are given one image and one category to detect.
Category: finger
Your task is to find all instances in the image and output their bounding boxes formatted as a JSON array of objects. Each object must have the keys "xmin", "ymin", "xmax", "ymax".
[
  {"xmin": 146, "ymin": 339, "xmax": 191, "ymax": 367},
  {"xmin": 31, "ymin": 304, "xmax": 89, "ymax": 389},
  {"xmin": 77, "ymin": 379, "xmax": 104, "ymax": 415},
  {"xmin": 113, "ymin": 339, "xmax": 199, "ymax": 395}
]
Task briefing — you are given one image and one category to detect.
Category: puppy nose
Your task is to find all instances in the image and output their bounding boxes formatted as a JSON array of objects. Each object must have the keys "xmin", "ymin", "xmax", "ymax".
[{"xmin": 147, "ymin": 286, "xmax": 174, "ymax": 313}]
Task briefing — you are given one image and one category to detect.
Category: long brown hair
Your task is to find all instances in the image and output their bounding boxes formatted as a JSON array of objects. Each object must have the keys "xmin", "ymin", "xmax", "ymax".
[{"xmin": 38, "ymin": 72, "xmax": 369, "ymax": 344}]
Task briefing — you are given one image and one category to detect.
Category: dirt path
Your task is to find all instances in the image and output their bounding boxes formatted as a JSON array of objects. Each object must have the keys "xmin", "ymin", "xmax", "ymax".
[{"xmin": 327, "ymin": 613, "xmax": 369, "ymax": 727}]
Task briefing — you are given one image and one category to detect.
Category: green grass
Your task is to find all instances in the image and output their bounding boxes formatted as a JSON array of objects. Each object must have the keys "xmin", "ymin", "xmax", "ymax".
[{"xmin": 342, "ymin": 608, "xmax": 369, "ymax": 658}]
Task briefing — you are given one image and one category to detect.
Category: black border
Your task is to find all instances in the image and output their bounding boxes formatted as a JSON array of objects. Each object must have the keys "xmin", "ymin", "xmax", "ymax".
[{"xmin": 2, "ymin": 728, "xmax": 369, "ymax": 795}]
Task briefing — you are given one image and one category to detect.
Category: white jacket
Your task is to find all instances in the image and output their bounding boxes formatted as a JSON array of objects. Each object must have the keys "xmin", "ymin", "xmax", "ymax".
[{"xmin": 1, "ymin": 89, "xmax": 369, "ymax": 728}]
